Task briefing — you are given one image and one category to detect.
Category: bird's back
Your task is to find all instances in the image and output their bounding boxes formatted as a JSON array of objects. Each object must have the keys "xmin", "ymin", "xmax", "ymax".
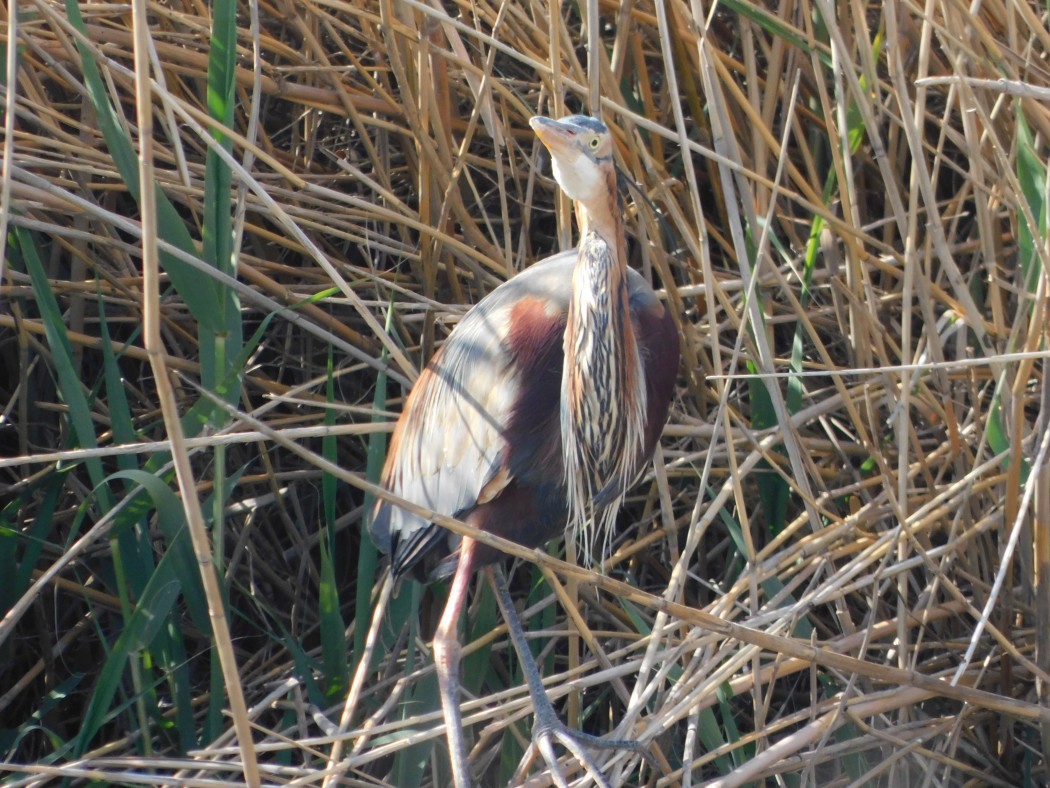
[{"xmin": 370, "ymin": 251, "xmax": 676, "ymax": 580}]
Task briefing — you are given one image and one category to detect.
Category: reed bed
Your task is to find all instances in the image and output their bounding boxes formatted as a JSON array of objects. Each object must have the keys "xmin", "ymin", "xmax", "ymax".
[{"xmin": 0, "ymin": 0, "xmax": 1048, "ymax": 784}]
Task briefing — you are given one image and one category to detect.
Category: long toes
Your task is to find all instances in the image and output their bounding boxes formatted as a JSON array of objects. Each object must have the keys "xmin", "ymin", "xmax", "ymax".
[
  {"xmin": 535, "ymin": 719, "xmax": 650, "ymax": 758},
  {"xmin": 530, "ymin": 719, "xmax": 652, "ymax": 788},
  {"xmin": 533, "ymin": 731, "xmax": 575, "ymax": 788}
]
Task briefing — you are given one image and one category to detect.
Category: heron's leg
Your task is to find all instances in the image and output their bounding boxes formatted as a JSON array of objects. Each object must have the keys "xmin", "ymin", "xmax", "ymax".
[
  {"xmin": 488, "ymin": 565, "xmax": 651, "ymax": 788},
  {"xmin": 434, "ymin": 536, "xmax": 478, "ymax": 788}
]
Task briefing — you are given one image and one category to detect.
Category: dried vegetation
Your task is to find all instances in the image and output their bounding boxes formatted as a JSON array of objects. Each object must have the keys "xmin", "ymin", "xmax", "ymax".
[{"xmin": 1, "ymin": 0, "xmax": 1049, "ymax": 785}]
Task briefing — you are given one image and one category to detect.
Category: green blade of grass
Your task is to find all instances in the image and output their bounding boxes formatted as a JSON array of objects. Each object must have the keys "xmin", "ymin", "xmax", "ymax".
[
  {"xmin": 0, "ymin": 473, "xmax": 66, "ymax": 617},
  {"xmin": 75, "ymin": 496, "xmax": 186, "ymax": 754},
  {"xmin": 203, "ymin": 0, "xmax": 237, "ymax": 286},
  {"xmin": 1016, "ymin": 107, "xmax": 1047, "ymax": 299},
  {"xmin": 201, "ymin": 0, "xmax": 243, "ymax": 398},
  {"xmin": 97, "ymin": 302, "xmax": 163, "ymax": 752},
  {"xmin": 390, "ymin": 582, "xmax": 436, "ymax": 784},
  {"xmin": 14, "ymin": 227, "xmax": 111, "ymax": 511},
  {"xmin": 97, "ymin": 296, "xmax": 139, "ymax": 474},
  {"xmin": 99, "ymin": 299, "xmax": 156, "ymax": 602},
  {"xmin": 156, "ymin": 621, "xmax": 197, "ymax": 752},
  {"xmin": 696, "ymin": 705, "xmax": 733, "ymax": 775},
  {"xmin": 1, "ymin": 673, "xmax": 86, "ymax": 761},
  {"xmin": 320, "ymin": 346, "xmax": 349, "ymax": 700},
  {"xmin": 354, "ymin": 301, "xmax": 396, "ymax": 668},
  {"xmin": 463, "ymin": 578, "xmax": 496, "ymax": 698},
  {"xmin": 63, "ymin": 0, "xmax": 223, "ymax": 334},
  {"xmin": 720, "ymin": 0, "xmax": 828, "ymax": 64}
]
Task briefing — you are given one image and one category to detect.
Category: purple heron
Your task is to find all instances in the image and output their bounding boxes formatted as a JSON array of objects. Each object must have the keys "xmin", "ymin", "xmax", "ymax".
[{"xmin": 371, "ymin": 115, "xmax": 680, "ymax": 786}]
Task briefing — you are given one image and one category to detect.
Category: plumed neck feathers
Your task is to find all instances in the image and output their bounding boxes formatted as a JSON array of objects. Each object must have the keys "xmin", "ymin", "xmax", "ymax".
[{"xmin": 559, "ymin": 156, "xmax": 647, "ymax": 557}]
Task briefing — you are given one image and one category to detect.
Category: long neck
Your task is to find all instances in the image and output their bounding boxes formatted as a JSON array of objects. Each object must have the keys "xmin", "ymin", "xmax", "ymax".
[
  {"xmin": 573, "ymin": 167, "xmax": 622, "ymax": 251},
  {"xmin": 560, "ymin": 169, "xmax": 647, "ymax": 555}
]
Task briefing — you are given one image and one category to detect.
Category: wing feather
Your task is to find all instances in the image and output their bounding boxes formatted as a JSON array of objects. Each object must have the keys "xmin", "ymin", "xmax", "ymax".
[{"xmin": 370, "ymin": 252, "xmax": 576, "ymax": 578}]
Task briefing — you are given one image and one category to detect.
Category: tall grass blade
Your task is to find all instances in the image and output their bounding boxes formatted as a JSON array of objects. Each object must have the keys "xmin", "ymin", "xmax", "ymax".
[
  {"xmin": 201, "ymin": 0, "xmax": 243, "ymax": 399},
  {"xmin": 14, "ymin": 228, "xmax": 108, "ymax": 505},
  {"xmin": 1016, "ymin": 109, "xmax": 1047, "ymax": 298},
  {"xmin": 62, "ymin": 0, "xmax": 222, "ymax": 333},
  {"xmin": 354, "ymin": 303, "xmax": 395, "ymax": 667},
  {"xmin": 320, "ymin": 347, "xmax": 349, "ymax": 699},
  {"xmin": 73, "ymin": 472, "xmax": 190, "ymax": 754}
]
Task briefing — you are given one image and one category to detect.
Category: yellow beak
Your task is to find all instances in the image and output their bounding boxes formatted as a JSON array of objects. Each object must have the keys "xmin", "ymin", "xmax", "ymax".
[{"xmin": 530, "ymin": 116, "xmax": 577, "ymax": 158}]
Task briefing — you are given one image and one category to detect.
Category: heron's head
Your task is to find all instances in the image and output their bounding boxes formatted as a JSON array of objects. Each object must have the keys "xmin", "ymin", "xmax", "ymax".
[{"xmin": 530, "ymin": 115, "xmax": 615, "ymax": 207}]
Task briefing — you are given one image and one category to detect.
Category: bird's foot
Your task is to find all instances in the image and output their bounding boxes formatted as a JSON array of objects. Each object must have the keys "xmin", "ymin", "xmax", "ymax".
[{"xmin": 528, "ymin": 699, "xmax": 654, "ymax": 788}]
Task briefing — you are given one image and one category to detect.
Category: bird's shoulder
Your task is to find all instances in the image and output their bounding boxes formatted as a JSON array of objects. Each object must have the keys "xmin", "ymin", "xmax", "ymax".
[{"xmin": 429, "ymin": 250, "xmax": 576, "ymax": 408}]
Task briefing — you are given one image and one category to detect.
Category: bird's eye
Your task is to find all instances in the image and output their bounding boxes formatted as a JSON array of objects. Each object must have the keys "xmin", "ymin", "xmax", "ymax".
[{"xmin": 588, "ymin": 135, "xmax": 600, "ymax": 150}]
